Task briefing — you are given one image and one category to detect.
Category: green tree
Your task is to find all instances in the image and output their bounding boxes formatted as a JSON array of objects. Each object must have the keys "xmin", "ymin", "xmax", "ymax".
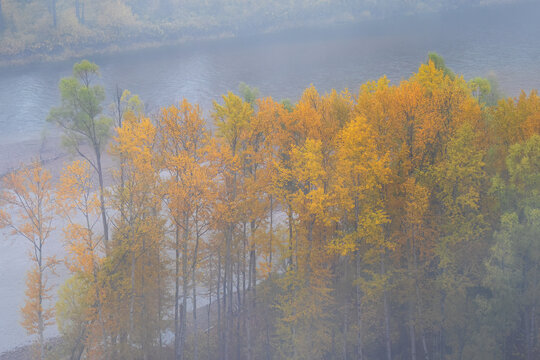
[
  {"xmin": 469, "ymin": 77, "xmax": 491, "ymax": 104},
  {"xmin": 48, "ymin": 60, "xmax": 113, "ymax": 252},
  {"xmin": 239, "ymin": 82, "xmax": 260, "ymax": 108},
  {"xmin": 427, "ymin": 52, "xmax": 455, "ymax": 79},
  {"xmin": 484, "ymin": 135, "xmax": 540, "ymax": 360},
  {"xmin": 56, "ymin": 275, "xmax": 92, "ymax": 360}
]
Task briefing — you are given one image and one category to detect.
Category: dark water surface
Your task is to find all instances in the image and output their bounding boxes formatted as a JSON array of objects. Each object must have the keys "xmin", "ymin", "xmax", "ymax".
[{"xmin": 1, "ymin": 2, "xmax": 540, "ymax": 146}]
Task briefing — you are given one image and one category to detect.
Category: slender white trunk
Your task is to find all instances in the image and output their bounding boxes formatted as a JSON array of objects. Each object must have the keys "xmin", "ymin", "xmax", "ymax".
[
  {"xmin": 355, "ymin": 253, "xmax": 364, "ymax": 360},
  {"xmin": 174, "ymin": 226, "xmax": 180, "ymax": 359}
]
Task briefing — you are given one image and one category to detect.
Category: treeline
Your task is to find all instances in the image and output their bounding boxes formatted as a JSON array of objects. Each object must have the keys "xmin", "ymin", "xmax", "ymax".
[
  {"xmin": 0, "ymin": 0, "xmax": 524, "ymax": 64},
  {"xmin": 1, "ymin": 56, "xmax": 539, "ymax": 360}
]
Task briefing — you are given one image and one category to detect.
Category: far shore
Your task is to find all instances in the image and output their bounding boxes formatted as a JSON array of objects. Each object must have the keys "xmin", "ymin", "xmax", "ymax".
[
  {"xmin": 0, "ymin": 15, "xmax": 359, "ymax": 69},
  {"xmin": 0, "ymin": 31, "xmax": 236, "ymax": 69}
]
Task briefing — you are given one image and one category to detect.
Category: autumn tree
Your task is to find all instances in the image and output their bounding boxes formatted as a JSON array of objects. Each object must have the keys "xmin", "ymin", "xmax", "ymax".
[
  {"xmin": 212, "ymin": 91, "xmax": 254, "ymax": 360},
  {"xmin": 0, "ymin": 161, "xmax": 56, "ymax": 360},
  {"xmin": 55, "ymin": 160, "xmax": 108, "ymax": 358},
  {"xmin": 273, "ymin": 87, "xmax": 350, "ymax": 359},
  {"xmin": 332, "ymin": 114, "xmax": 391, "ymax": 360},
  {"xmin": 157, "ymin": 99, "xmax": 215, "ymax": 360},
  {"xmin": 40, "ymin": 57, "xmax": 540, "ymax": 360},
  {"xmin": 108, "ymin": 109, "xmax": 165, "ymax": 359},
  {"xmin": 488, "ymin": 90, "xmax": 540, "ymax": 173}
]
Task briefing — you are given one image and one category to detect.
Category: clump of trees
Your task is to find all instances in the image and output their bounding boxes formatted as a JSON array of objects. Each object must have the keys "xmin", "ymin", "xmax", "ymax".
[{"xmin": 2, "ymin": 57, "xmax": 540, "ymax": 359}]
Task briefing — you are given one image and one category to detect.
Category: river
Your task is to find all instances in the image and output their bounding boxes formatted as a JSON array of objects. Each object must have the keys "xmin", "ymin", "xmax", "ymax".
[
  {"xmin": 0, "ymin": 0, "xmax": 539, "ymax": 354},
  {"xmin": 1, "ymin": 2, "xmax": 540, "ymax": 146}
]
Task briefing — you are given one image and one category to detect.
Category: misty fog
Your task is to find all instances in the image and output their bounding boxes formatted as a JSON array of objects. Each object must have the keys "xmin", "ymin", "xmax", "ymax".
[{"xmin": 0, "ymin": 1, "xmax": 539, "ymax": 360}]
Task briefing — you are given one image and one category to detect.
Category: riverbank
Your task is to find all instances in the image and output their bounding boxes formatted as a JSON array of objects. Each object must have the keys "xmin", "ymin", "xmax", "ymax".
[
  {"xmin": 0, "ymin": 30, "xmax": 234, "ymax": 69},
  {"xmin": 0, "ymin": 4, "xmax": 360, "ymax": 69},
  {"xmin": 1, "ymin": 0, "xmax": 527, "ymax": 69}
]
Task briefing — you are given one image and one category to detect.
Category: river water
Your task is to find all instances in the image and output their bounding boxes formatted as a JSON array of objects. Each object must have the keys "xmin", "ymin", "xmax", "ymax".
[
  {"xmin": 0, "ymin": 0, "xmax": 540, "ymax": 354},
  {"xmin": 1, "ymin": 2, "xmax": 540, "ymax": 147}
]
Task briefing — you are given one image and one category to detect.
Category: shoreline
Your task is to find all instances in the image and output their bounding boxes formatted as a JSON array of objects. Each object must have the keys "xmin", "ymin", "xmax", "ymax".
[
  {"xmin": 0, "ymin": 0, "xmax": 531, "ymax": 70},
  {"xmin": 0, "ymin": 135, "xmax": 115, "ymax": 186},
  {"xmin": 0, "ymin": 15, "xmax": 360, "ymax": 70}
]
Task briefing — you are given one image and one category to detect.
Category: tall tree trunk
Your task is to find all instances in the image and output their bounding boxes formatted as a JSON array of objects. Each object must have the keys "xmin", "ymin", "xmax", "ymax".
[
  {"xmin": 236, "ymin": 255, "xmax": 242, "ymax": 360},
  {"xmin": 439, "ymin": 291, "xmax": 446, "ymax": 360},
  {"xmin": 246, "ymin": 243, "xmax": 256, "ymax": 360},
  {"xmin": 224, "ymin": 224, "xmax": 234, "ymax": 360},
  {"xmin": 265, "ymin": 196, "xmax": 272, "ymax": 359},
  {"xmin": 288, "ymin": 203, "xmax": 294, "ymax": 268},
  {"xmin": 343, "ymin": 258, "xmax": 349, "ymax": 360},
  {"xmin": 531, "ymin": 306, "xmax": 536, "ymax": 360},
  {"xmin": 355, "ymin": 253, "xmax": 364, "ymax": 360},
  {"xmin": 38, "ymin": 262, "xmax": 45, "ymax": 360},
  {"xmin": 412, "ymin": 230, "xmax": 429, "ymax": 360},
  {"xmin": 207, "ymin": 271, "xmax": 212, "ymax": 360},
  {"xmin": 381, "ymin": 252, "xmax": 392, "ymax": 360},
  {"xmin": 157, "ymin": 248, "xmax": 163, "ymax": 360},
  {"xmin": 95, "ymin": 150, "xmax": 110, "ymax": 253},
  {"xmin": 193, "ymin": 227, "xmax": 200, "ymax": 360},
  {"xmin": 269, "ymin": 194, "xmax": 273, "ymax": 271},
  {"xmin": 246, "ymin": 226, "xmax": 253, "ymax": 360},
  {"xmin": 354, "ymin": 199, "xmax": 365, "ymax": 360},
  {"xmin": 240, "ymin": 225, "xmax": 247, "ymax": 360},
  {"xmin": 265, "ymin": 308, "xmax": 271, "ymax": 360},
  {"xmin": 180, "ymin": 217, "xmax": 189, "ymax": 360},
  {"xmin": 141, "ymin": 236, "xmax": 148, "ymax": 360},
  {"xmin": 129, "ymin": 249, "xmax": 136, "ymax": 353},
  {"xmin": 223, "ymin": 228, "xmax": 230, "ymax": 360},
  {"xmin": 217, "ymin": 251, "xmax": 222, "ymax": 360},
  {"xmin": 224, "ymin": 238, "xmax": 230, "ymax": 360},
  {"xmin": 250, "ymin": 220, "xmax": 257, "ymax": 303},
  {"xmin": 174, "ymin": 226, "xmax": 181, "ymax": 359},
  {"xmin": 408, "ymin": 233, "xmax": 417, "ymax": 360},
  {"xmin": 193, "ymin": 265, "xmax": 199, "ymax": 360},
  {"xmin": 409, "ymin": 301, "xmax": 417, "ymax": 360},
  {"xmin": 525, "ymin": 306, "xmax": 534, "ymax": 360}
]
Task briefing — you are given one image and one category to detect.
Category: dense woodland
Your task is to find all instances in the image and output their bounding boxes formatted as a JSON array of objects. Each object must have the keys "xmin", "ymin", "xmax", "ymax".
[
  {"xmin": 1, "ymin": 54, "xmax": 539, "ymax": 360},
  {"xmin": 0, "ymin": 0, "xmax": 525, "ymax": 63}
]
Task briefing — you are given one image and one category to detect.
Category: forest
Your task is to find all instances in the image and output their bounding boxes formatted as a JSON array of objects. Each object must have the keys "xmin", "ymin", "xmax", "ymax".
[
  {"xmin": 0, "ymin": 54, "xmax": 539, "ymax": 360},
  {"xmin": 0, "ymin": 0, "xmax": 524, "ymax": 65}
]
